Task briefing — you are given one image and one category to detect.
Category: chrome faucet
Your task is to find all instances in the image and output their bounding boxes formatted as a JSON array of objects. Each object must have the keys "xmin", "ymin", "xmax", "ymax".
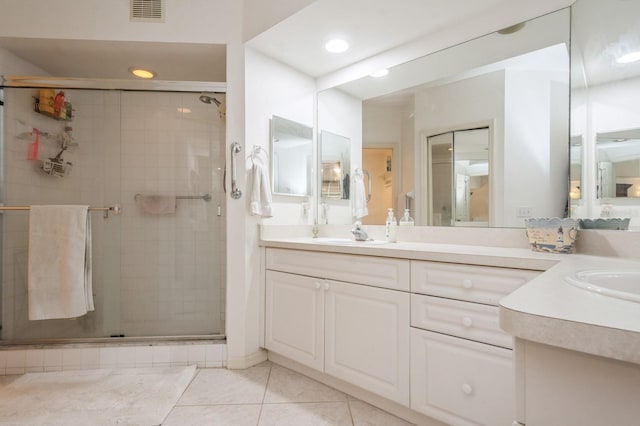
[{"xmin": 351, "ymin": 221, "xmax": 370, "ymax": 241}]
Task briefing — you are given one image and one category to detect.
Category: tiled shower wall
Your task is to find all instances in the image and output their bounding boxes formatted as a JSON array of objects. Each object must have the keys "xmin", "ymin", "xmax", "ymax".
[{"xmin": 1, "ymin": 88, "xmax": 226, "ymax": 341}]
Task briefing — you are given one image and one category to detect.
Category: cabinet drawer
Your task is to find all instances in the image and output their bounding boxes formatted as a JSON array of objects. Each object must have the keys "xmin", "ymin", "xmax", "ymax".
[
  {"xmin": 411, "ymin": 294, "xmax": 512, "ymax": 349},
  {"xmin": 411, "ymin": 328, "xmax": 514, "ymax": 426},
  {"xmin": 411, "ymin": 260, "xmax": 539, "ymax": 305},
  {"xmin": 266, "ymin": 248, "xmax": 410, "ymax": 291}
]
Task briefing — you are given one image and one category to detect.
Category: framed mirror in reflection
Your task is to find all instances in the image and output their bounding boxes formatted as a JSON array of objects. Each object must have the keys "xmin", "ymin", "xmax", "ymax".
[
  {"xmin": 570, "ymin": 0, "xmax": 640, "ymax": 228},
  {"xmin": 596, "ymin": 130, "xmax": 640, "ymax": 199},
  {"xmin": 320, "ymin": 130, "xmax": 351, "ymax": 200},
  {"xmin": 270, "ymin": 115, "xmax": 313, "ymax": 197},
  {"xmin": 318, "ymin": 8, "xmax": 571, "ymax": 227},
  {"xmin": 426, "ymin": 128, "xmax": 490, "ymax": 227}
]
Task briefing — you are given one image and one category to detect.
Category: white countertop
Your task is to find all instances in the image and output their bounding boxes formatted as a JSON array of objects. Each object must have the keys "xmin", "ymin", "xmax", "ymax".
[
  {"xmin": 259, "ymin": 237, "xmax": 560, "ymax": 270},
  {"xmin": 260, "ymin": 234, "xmax": 640, "ymax": 365},
  {"xmin": 500, "ymin": 255, "xmax": 640, "ymax": 364}
]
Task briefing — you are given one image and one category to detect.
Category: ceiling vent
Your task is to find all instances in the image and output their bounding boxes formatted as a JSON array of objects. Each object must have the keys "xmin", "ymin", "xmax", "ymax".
[{"xmin": 130, "ymin": 0, "xmax": 165, "ymax": 22}]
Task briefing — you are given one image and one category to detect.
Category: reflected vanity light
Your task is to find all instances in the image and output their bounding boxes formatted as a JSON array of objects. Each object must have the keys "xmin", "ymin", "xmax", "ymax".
[
  {"xmin": 617, "ymin": 51, "xmax": 640, "ymax": 64},
  {"xmin": 325, "ymin": 38, "xmax": 350, "ymax": 53},
  {"xmin": 177, "ymin": 107, "xmax": 191, "ymax": 113},
  {"xmin": 370, "ymin": 69, "xmax": 389, "ymax": 78}
]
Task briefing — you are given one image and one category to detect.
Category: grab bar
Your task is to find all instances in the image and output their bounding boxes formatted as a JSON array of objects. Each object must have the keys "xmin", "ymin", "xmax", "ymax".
[
  {"xmin": 134, "ymin": 194, "xmax": 212, "ymax": 202},
  {"xmin": 363, "ymin": 169, "xmax": 372, "ymax": 202},
  {"xmin": 230, "ymin": 142, "xmax": 242, "ymax": 199}
]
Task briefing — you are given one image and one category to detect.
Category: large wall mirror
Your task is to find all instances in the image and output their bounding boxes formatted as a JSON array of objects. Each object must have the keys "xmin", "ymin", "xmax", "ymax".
[
  {"xmin": 318, "ymin": 8, "xmax": 571, "ymax": 227},
  {"xmin": 270, "ymin": 115, "xmax": 313, "ymax": 197},
  {"xmin": 571, "ymin": 0, "xmax": 640, "ymax": 228}
]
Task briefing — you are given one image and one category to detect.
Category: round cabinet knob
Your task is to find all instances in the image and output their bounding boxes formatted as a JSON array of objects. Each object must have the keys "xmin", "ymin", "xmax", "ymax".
[
  {"xmin": 462, "ymin": 279, "xmax": 473, "ymax": 289},
  {"xmin": 462, "ymin": 316, "xmax": 473, "ymax": 328},
  {"xmin": 323, "ymin": 281, "xmax": 330, "ymax": 291},
  {"xmin": 314, "ymin": 281, "xmax": 321, "ymax": 290},
  {"xmin": 462, "ymin": 383, "xmax": 473, "ymax": 395}
]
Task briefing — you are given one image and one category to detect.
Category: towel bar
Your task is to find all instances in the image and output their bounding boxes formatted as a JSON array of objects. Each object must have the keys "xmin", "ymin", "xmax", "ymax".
[{"xmin": 0, "ymin": 204, "xmax": 122, "ymax": 219}]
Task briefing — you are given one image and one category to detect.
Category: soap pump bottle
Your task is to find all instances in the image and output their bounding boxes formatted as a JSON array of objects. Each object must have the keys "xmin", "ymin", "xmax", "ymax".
[
  {"xmin": 399, "ymin": 209, "xmax": 414, "ymax": 226},
  {"xmin": 385, "ymin": 208, "xmax": 398, "ymax": 242}
]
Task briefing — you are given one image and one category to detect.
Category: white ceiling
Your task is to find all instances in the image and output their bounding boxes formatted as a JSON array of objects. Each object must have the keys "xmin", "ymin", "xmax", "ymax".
[
  {"xmin": 247, "ymin": 0, "xmax": 511, "ymax": 78},
  {"xmin": 0, "ymin": 0, "xmax": 636, "ymax": 92},
  {"xmin": 0, "ymin": 37, "xmax": 226, "ymax": 82}
]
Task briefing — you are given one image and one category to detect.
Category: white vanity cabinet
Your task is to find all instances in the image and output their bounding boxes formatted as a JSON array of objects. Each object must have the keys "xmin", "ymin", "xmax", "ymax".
[
  {"xmin": 410, "ymin": 260, "xmax": 539, "ymax": 426},
  {"xmin": 265, "ymin": 248, "xmax": 411, "ymax": 405}
]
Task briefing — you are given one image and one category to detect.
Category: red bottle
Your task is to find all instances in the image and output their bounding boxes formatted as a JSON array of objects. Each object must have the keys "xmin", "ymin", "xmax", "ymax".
[{"xmin": 53, "ymin": 91, "xmax": 65, "ymax": 116}]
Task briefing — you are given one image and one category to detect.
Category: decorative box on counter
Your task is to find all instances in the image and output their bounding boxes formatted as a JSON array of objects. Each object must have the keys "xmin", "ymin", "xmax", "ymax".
[
  {"xmin": 524, "ymin": 218, "xmax": 579, "ymax": 254},
  {"xmin": 578, "ymin": 218, "xmax": 630, "ymax": 230}
]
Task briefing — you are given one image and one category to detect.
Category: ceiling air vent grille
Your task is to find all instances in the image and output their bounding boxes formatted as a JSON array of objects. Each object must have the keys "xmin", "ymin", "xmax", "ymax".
[{"xmin": 130, "ymin": 0, "xmax": 165, "ymax": 22}]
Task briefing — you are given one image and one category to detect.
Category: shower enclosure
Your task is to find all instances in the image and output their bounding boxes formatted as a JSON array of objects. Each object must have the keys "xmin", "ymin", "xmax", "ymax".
[{"xmin": 0, "ymin": 87, "xmax": 226, "ymax": 342}]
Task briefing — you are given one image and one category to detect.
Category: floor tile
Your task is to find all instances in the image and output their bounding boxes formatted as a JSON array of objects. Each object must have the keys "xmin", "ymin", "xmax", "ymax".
[
  {"xmin": 163, "ymin": 404, "xmax": 262, "ymax": 426},
  {"xmin": 349, "ymin": 400, "xmax": 415, "ymax": 426},
  {"xmin": 264, "ymin": 365, "xmax": 347, "ymax": 403},
  {"xmin": 258, "ymin": 402, "xmax": 352, "ymax": 426},
  {"xmin": 177, "ymin": 365, "xmax": 271, "ymax": 405}
]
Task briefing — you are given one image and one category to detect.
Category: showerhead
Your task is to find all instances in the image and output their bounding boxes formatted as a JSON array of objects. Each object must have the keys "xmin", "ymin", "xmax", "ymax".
[{"xmin": 199, "ymin": 95, "xmax": 221, "ymax": 107}]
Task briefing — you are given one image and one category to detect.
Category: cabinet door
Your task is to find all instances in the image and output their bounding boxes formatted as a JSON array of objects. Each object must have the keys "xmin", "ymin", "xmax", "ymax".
[
  {"xmin": 324, "ymin": 280, "xmax": 410, "ymax": 406},
  {"xmin": 265, "ymin": 270, "xmax": 324, "ymax": 371},
  {"xmin": 411, "ymin": 328, "xmax": 514, "ymax": 426}
]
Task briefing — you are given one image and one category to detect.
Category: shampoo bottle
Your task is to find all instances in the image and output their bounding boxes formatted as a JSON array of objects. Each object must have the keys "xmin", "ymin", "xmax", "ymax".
[
  {"xmin": 399, "ymin": 209, "xmax": 414, "ymax": 226},
  {"xmin": 385, "ymin": 208, "xmax": 398, "ymax": 242}
]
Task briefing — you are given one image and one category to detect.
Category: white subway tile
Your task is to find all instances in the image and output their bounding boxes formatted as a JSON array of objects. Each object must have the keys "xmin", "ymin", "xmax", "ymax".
[
  {"xmin": 169, "ymin": 345, "xmax": 188, "ymax": 367},
  {"xmin": 25, "ymin": 349, "xmax": 44, "ymax": 369},
  {"xmin": 152, "ymin": 345, "xmax": 171, "ymax": 367},
  {"xmin": 187, "ymin": 345, "xmax": 206, "ymax": 368},
  {"xmin": 6, "ymin": 350, "xmax": 25, "ymax": 370},
  {"xmin": 117, "ymin": 347, "xmax": 136, "ymax": 368},
  {"xmin": 82, "ymin": 348, "xmax": 100, "ymax": 370},
  {"xmin": 135, "ymin": 346, "xmax": 153, "ymax": 367},
  {"xmin": 62, "ymin": 348, "xmax": 82, "ymax": 370},
  {"xmin": 100, "ymin": 347, "xmax": 119, "ymax": 368},
  {"xmin": 44, "ymin": 349, "xmax": 63, "ymax": 368}
]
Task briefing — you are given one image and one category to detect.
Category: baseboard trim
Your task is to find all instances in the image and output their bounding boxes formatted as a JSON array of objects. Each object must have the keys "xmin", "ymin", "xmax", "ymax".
[
  {"xmin": 227, "ymin": 349, "xmax": 268, "ymax": 369},
  {"xmin": 267, "ymin": 352, "xmax": 445, "ymax": 426}
]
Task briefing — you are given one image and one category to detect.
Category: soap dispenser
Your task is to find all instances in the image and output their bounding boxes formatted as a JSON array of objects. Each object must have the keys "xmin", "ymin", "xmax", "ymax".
[
  {"xmin": 385, "ymin": 208, "xmax": 398, "ymax": 242},
  {"xmin": 399, "ymin": 209, "xmax": 414, "ymax": 226}
]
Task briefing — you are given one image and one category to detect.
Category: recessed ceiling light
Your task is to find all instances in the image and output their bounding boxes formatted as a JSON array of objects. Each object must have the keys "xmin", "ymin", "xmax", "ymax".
[
  {"xmin": 618, "ymin": 51, "xmax": 640, "ymax": 64},
  {"xmin": 129, "ymin": 67, "xmax": 156, "ymax": 79},
  {"xmin": 324, "ymin": 39, "xmax": 349, "ymax": 53},
  {"xmin": 370, "ymin": 69, "xmax": 389, "ymax": 78}
]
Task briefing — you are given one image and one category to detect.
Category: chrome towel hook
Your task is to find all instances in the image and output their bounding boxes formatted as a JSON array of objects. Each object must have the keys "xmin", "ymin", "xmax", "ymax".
[{"xmin": 230, "ymin": 142, "xmax": 242, "ymax": 199}]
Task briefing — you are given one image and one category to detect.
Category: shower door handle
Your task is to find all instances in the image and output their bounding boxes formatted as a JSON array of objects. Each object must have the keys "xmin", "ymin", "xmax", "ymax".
[{"xmin": 230, "ymin": 142, "xmax": 242, "ymax": 200}]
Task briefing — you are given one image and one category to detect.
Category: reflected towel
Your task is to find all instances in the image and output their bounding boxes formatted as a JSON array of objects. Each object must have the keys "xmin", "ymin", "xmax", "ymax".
[
  {"xmin": 250, "ymin": 162, "xmax": 273, "ymax": 217},
  {"xmin": 353, "ymin": 169, "xmax": 368, "ymax": 219},
  {"xmin": 28, "ymin": 205, "xmax": 94, "ymax": 320},
  {"xmin": 135, "ymin": 195, "xmax": 176, "ymax": 214}
]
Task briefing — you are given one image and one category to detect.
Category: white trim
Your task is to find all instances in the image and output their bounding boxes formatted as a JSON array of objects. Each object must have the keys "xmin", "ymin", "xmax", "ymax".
[{"xmin": 226, "ymin": 348, "xmax": 268, "ymax": 370}]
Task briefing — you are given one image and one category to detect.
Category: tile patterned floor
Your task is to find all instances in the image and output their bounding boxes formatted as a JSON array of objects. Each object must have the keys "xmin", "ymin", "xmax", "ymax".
[{"xmin": 163, "ymin": 362, "xmax": 415, "ymax": 425}]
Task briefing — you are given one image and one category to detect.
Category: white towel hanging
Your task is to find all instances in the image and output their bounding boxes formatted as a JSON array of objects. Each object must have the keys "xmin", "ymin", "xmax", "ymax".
[
  {"xmin": 353, "ymin": 168, "xmax": 368, "ymax": 219},
  {"xmin": 28, "ymin": 205, "xmax": 94, "ymax": 320}
]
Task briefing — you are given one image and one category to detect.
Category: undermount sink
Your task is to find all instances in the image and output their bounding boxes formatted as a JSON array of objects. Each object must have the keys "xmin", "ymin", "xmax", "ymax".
[
  {"xmin": 311, "ymin": 237, "xmax": 388, "ymax": 246},
  {"xmin": 565, "ymin": 270, "xmax": 640, "ymax": 303}
]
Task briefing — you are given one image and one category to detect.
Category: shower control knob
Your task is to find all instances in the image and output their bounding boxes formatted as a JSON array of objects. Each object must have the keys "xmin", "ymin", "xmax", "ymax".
[{"xmin": 462, "ymin": 279, "xmax": 473, "ymax": 289}]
